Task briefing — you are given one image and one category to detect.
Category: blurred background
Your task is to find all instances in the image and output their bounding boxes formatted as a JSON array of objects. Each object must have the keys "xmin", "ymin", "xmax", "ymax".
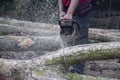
[{"xmin": 0, "ymin": 0, "xmax": 120, "ymax": 29}]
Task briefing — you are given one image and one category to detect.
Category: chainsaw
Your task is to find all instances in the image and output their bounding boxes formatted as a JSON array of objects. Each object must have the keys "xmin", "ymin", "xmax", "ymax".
[{"xmin": 59, "ymin": 19, "xmax": 81, "ymax": 46}]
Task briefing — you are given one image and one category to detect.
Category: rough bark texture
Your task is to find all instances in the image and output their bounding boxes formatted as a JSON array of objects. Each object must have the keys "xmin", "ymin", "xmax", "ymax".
[
  {"xmin": 0, "ymin": 23, "xmax": 119, "ymax": 41},
  {"xmin": 0, "ymin": 24, "xmax": 59, "ymax": 36},
  {"xmin": 0, "ymin": 36, "xmax": 61, "ymax": 51},
  {"xmin": 0, "ymin": 51, "xmax": 47, "ymax": 60},
  {"xmin": 0, "ymin": 42, "xmax": 120, "ymax": 80},
  {"xmin": 89, "ymin": 28, "xmax": 120, "ymax": 41},
  {"xmin": 0, "ymin": 18, "xmax": 120, "ymax": 80},
  {"xmin": 0, "ymin": 28, "xmax": 120, "ymax": 51},
  {"xmin": 0, "ymin": 18, "xmax": 59, "ymax": 29},
  {"xmin": 0, "ymin": 15, "xmax": 120, "ymax": 28},
  {"xmin": 41, "ymin": 42, "xmax": 120, "ymax": 66}
]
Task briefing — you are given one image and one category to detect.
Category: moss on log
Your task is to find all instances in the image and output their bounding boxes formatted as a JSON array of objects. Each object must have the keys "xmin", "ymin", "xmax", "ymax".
[
  {"xmin": 45, "ymin": 49, "xmax": 120, "ymax": 66},
  {"xmin": 41, "ymin": 42, "xmax": 120, "ymax": 66}
]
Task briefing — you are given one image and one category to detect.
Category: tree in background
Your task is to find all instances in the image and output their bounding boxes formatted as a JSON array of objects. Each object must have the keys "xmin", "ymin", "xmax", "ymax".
[
  {"xmin": 0, "ymin": 0, "xmax": 22, "ymax": 12},
  {"xmin": 92, "ymin": 0, "xmax": 120, "ymax": 10},
  {"xmin": 0, "ymin": 0, "xmax": 119, "ymax": 24}
]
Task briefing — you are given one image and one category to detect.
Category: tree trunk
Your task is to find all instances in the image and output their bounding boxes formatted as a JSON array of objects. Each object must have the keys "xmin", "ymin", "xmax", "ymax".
[
  {"xmin": 0, "ymin": 36, "xmax": 61, "ymax": 51},
  {"xmin": 0, "ymin": 18, "xmax": 120, "ymax": 80},
  {"xmin": 0, "ymin": 51, "xmax": 47, "ymax": 60},
  {"xmin": 0, "ymin": 23, "xmax": 120, "ymax": 40},
  {"xmin": 0, "ymin": 42, "xmax": 120, "ymax": 80},
  {"xmin": 0, "ymin": 27, "xmax": 120, "ymax": 51},
  {"xmin": 0, "ymin": 17, "xmax": 120, "ymax": 29},
  {"xmin": 0, "ymin": 24, "xmax": 59, "ymax": 36},
  {"xmin": 89, "ymin": 28, "xmax": 120, "ymax": 41},
  {"xmin": 0, "ymin": 18, "xmax": 59, "ymax": 30},
  {"xmin": 41, "ymin": 42, "xmax": 120, "ymax": 66},
  {"xmin": 0, "ymin": 42, "xmax": 120, "ymax": 67},
  {"xmin": 0, "ymin": 24, "xmax": 120, "ymax": 42}
]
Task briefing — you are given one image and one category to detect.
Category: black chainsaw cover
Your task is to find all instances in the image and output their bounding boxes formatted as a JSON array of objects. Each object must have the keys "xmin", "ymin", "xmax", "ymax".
[
  {"xmin": 60, "ymin": 26, "xmax": 74, "ymax": 36},
  {"xmin": 59, "ymin": 20, "xmax": 74, "ymax": 36},
  {"xmin": 59, "ymin": 20, "xmax": 81, "ymax": 46}
]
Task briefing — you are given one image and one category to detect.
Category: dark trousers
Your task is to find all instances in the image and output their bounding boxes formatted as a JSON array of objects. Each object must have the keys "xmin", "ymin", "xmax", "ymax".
[
  {"xmin": 68, "ymin": 13, "xmax": 91, "ymax": 74},
  {"xmin": 72, "ymin": 13, "xmax": 90, "ymax": 45}
]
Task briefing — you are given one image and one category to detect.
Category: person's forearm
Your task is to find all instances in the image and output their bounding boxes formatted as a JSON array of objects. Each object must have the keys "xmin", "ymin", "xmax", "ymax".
[
  {"xmin": 67, "ymin": 0, "xmax": 79, "ymax": 15},
  {"xmin": 58, "ymin": 0, "xmax": 63, "ymax": 13}
]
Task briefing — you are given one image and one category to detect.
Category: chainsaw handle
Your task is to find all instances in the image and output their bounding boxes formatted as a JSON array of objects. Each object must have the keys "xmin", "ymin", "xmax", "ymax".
[
  {"xmin": 59, "ymin": 19, "xmax": 80, "ymax": 28},
  {"xmin": 72, "ymin": 20, "xmax": 80, "ymax": 28},
  {"xmin": 59, "ymin": 19, "xmax": 80, "ymax": 36}
]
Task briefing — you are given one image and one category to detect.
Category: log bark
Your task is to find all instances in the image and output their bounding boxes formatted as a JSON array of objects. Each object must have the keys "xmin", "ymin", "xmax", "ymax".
[
  {"xmin": 0, "ymin": 27, "xmax": 120, "ymax": 51},
  {"xmin": 0, "ymin": 41, "xmax": 120, "ymax": 65},
  {"xmin": 0, "ymin": 18, "xmax": 59, "ymax": 30},
  {"xmin": 0, "ymin": 24, "xmax": 120, "ymax": 42},
  {"xmin": 0, "ymin": 17, "xmax": 120, "ymax": 29},
  {"xmin": 0, "ymin": 27, "xmax": 119, "ymax": 52},
  {"xmin": 89, "ymin": 28, "xmax": 120, "ymax": 41},
  {"xmin": 0, "ymin": 51, "xmax": 47, "ymax": 60},
  {"xmin": 0, "ymin": 18, "xmax": 120, "ymax": 80},
  {"xmin": 0, "ymin": 63, "xmax": 118, "ymax": 80},
  {"xmin": 0, "ymin": 24, "xmax": 59, "ymax": 36},
  {"xmin": 41, "ymin": 42, "xmax": 120, "ymax": 66},
  {"xmin": 0, "ymin": 42, "xmax": 120, "ymax": 80},
  {"xmin": 0, "ymin": 36, "xmax": 61, "ymax": 51},
  {"xmin": 0, "ymin": 42, "xmax": 120, "ymax": 67}
]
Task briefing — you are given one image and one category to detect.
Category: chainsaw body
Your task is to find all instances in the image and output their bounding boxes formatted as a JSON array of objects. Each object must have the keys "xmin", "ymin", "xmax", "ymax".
[{"xmin": 59, "ymin": 20, "xmax": 81, "ymax": 46}]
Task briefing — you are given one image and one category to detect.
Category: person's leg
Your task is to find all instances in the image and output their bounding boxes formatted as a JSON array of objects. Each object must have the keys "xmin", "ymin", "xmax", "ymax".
[
  {"xmin": 68, "ymin": 61, "xmax": 85, "ymax": 74},
  {"xmin": 68, "ymin": 13, "xmax": 90, "ymax": 74},
  {"xmin": 73, "ymin": 13, "xmax": 90, "ymax": 44}
]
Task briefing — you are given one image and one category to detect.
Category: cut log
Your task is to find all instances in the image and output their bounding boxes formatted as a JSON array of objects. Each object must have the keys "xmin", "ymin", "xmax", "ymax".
[
  {"xmin": 0, "ymin": 24, "xmax": 120, "ymax": 42},
  {"xmin": 0, "ymin": 42, "xmax": 120, "ymax": 67},
  {"xmin": 0, "ymin": 18, "xmax": 120, "ymax": 79},
  {"xmin": 0, "ymin": 42, "xmax": 120, "ymax": 80},
  {"xmin": 0, "ymin": 17, "xmax": 120, "ymax": 29},
  {"xmin": 0, "ymin": 36, "xmax": 61, "ymax": 51},
  {"xmin": 0, "ymin": 18, "xmax": 59, "ymax": 30},
  {"xmin": 89, "ymin": 28, "xmax": 120, "ymax": 41},
  {"xmin": 40, "ymin": 42, "xmax": 120, "ymax": 66},
  {"xmin": 0, "ymin": 29, "xmax": 120, "ymax": 51},
  {"xmin": 0, "ymin": 24, "xmax": 59, "ymax": 36},
  {"xmin": 0, "ymin": 51, "xmax": 47, "ymax": 60},
  {"xmin": 0, "ymin": 63, "xmax": 118, "ymax": 80}
]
